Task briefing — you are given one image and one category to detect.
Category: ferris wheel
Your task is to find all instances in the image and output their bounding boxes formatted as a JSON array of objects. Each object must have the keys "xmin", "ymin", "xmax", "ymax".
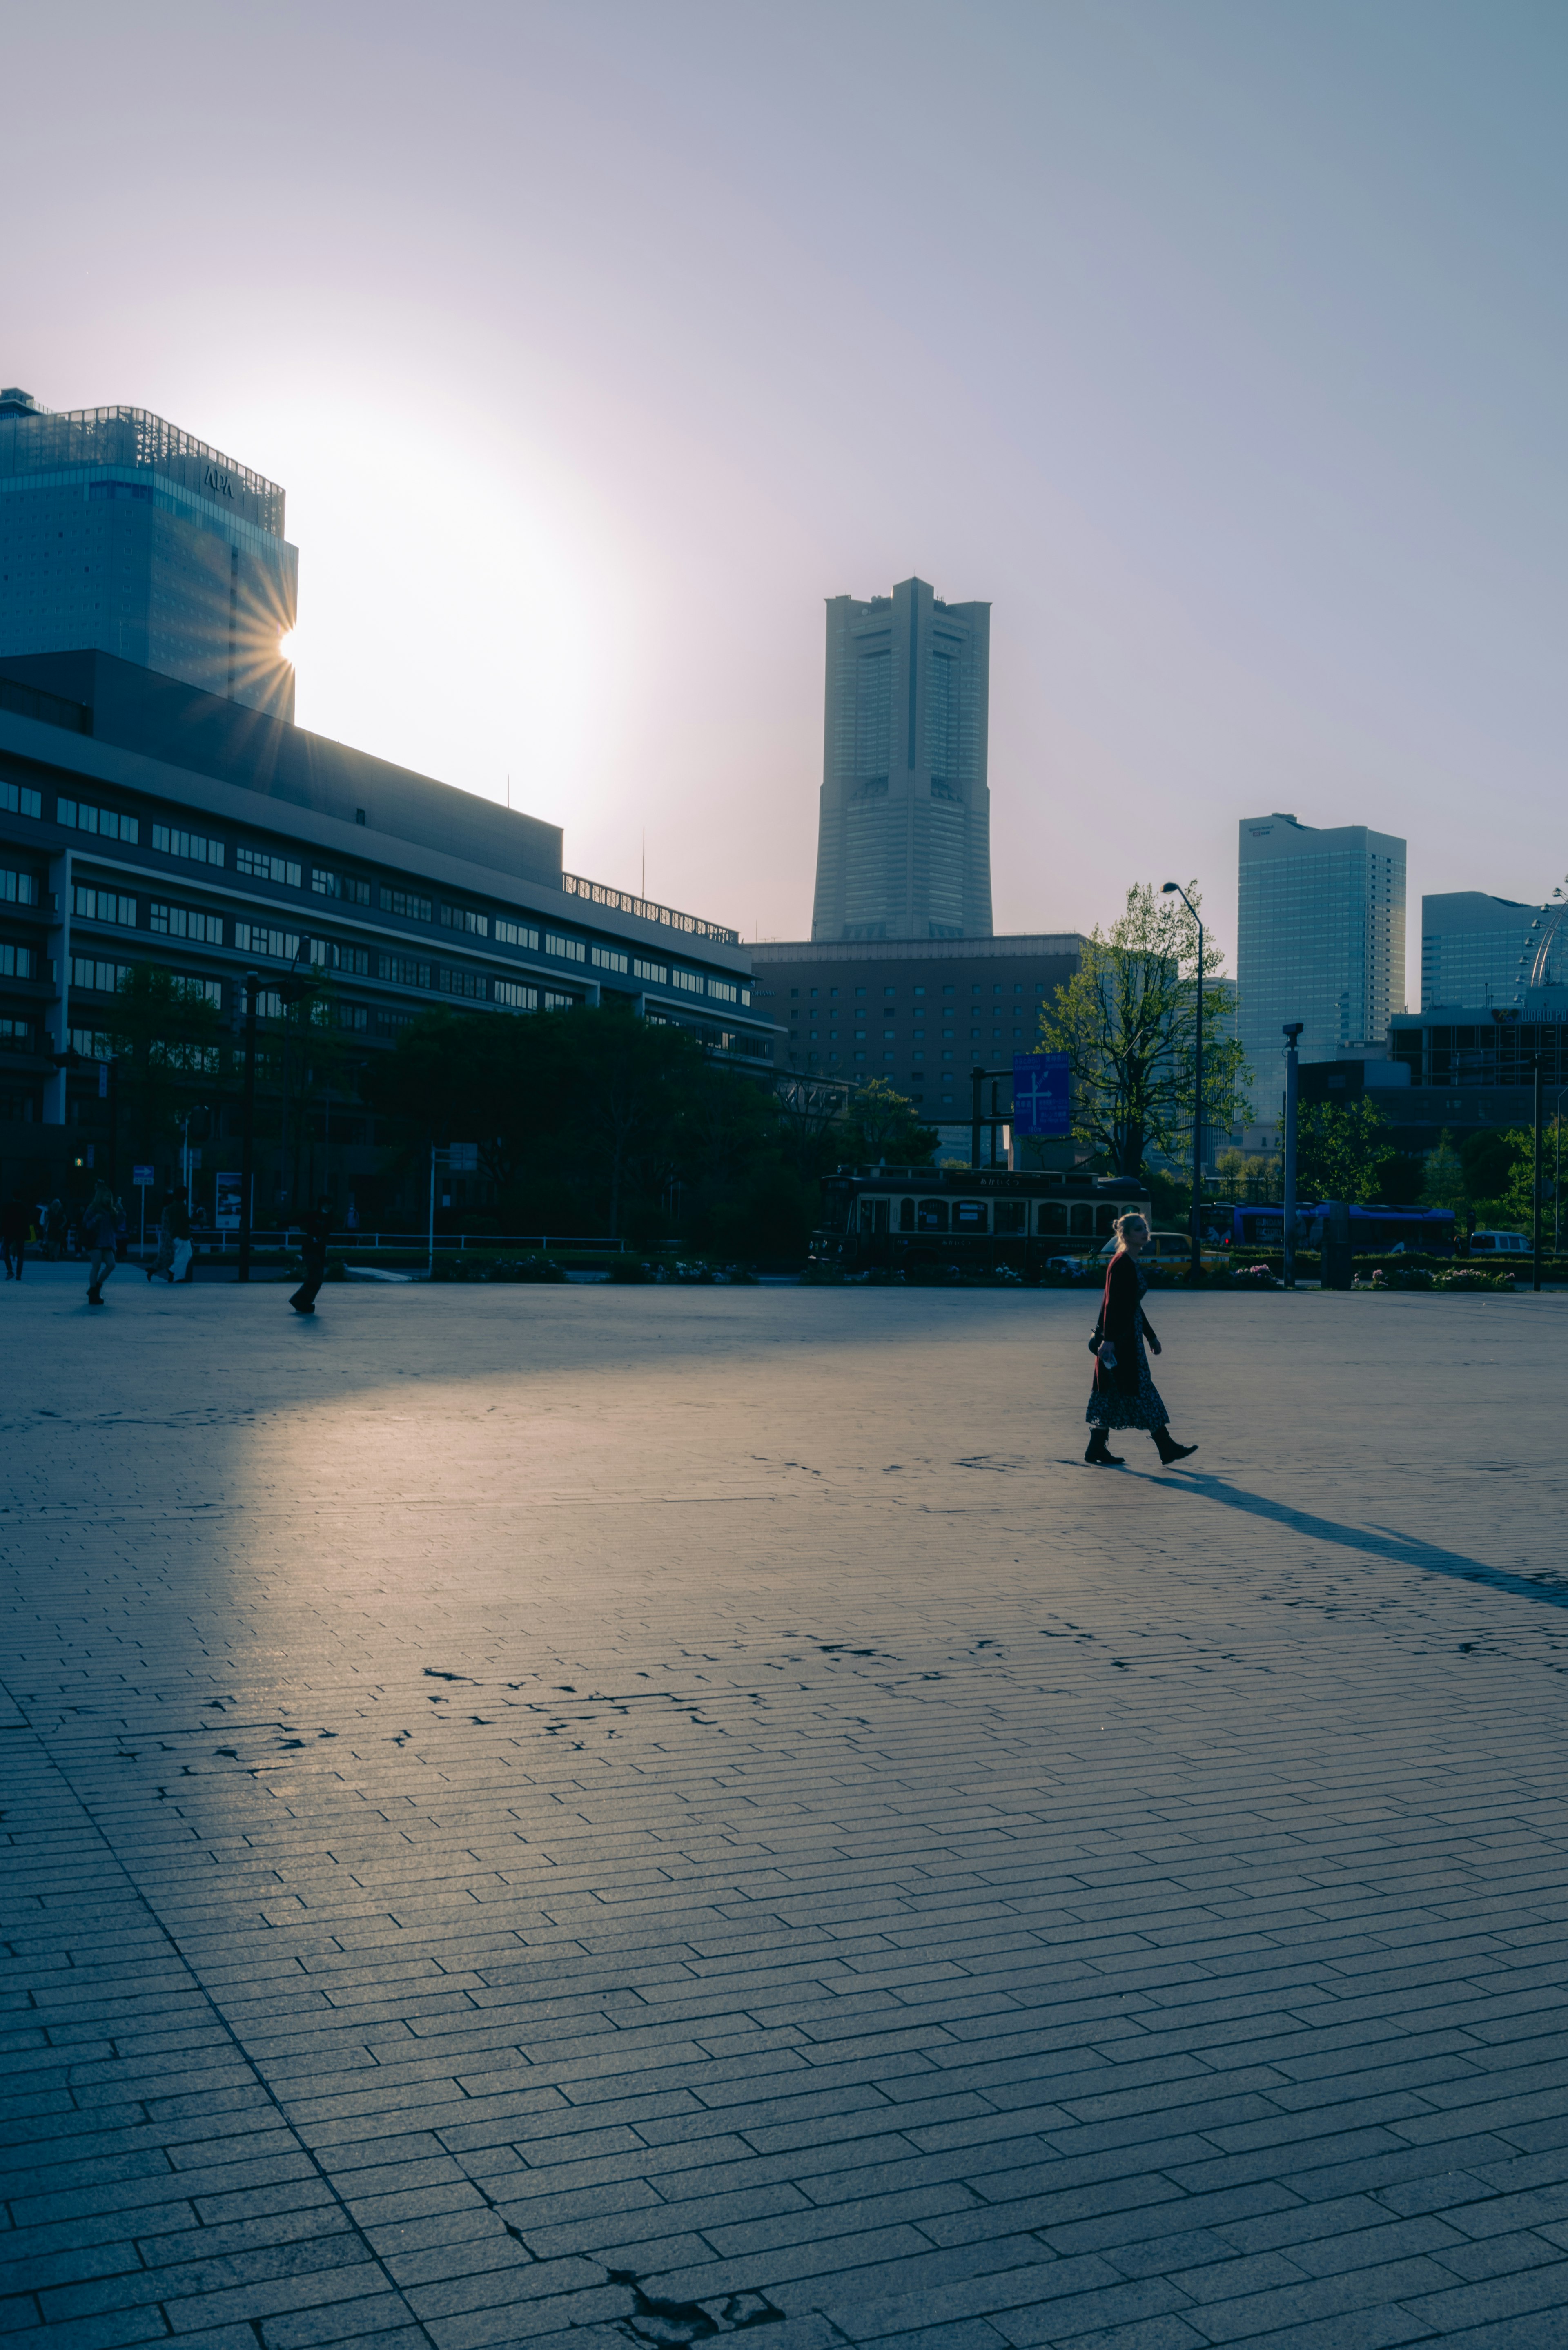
[{"xmin": 1517, "ymin": 874, "xmax": 1568, "ymax": 1000}]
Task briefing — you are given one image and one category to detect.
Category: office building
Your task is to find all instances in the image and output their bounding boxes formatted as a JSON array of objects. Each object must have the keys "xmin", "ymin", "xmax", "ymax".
[
  {"xmin": 751, "ymin": 932, "xmax": 1080, "ymax": 1157},
  {"xmin": 810, "ymin": 576, "xmax": 992, "ymax": 943},
  {"xmin": 1421, "ymin": 889, "xmax": 1555, "ymax": 1009},
  {"xmin": 1236, "ymin": 812, "xmax": 1405, "ymax": 1128},
  {"xmin": 0, "ymin": 388, "xmax": 298, "ymax": 721},
  {"xmin": 0, "ymin": 649, "xmax": 769, "ymax": 1215}
]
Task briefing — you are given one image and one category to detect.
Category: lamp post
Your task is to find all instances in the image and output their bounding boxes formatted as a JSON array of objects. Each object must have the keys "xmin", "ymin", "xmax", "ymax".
[
  {"xmin": 1281, "ymin": 1022, "xmax": 1303, "ymax": 1289},
  {"xmin": 1161, "ymin": 883, "xmax": 1204, "ymax": 1280},
  {"xmin": 1532, "ymin": 1046, "xmax": 1543, "ymax": 1295},
  {"xmin": 1554, "ymin": 1085, "xmax": 1567, "ymax": 1258}
]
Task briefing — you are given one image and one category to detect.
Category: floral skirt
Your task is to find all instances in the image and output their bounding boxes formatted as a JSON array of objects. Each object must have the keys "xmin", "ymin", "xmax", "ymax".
[{"xmin": 1085, "ymin": 1339, "xmax": 1169, "ymax": 1432}]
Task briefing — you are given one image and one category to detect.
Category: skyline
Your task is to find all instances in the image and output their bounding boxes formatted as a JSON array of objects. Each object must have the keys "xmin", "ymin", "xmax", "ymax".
[{"xmin": 9, "ymin": 1, "xmax": 1568, "ymax": 1003}]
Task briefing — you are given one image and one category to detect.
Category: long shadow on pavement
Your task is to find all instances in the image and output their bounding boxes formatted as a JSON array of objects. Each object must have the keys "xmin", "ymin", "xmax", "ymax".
[{"xmin": 1127, "ymin": 1463, "xmax": 1568, "ymax": 1611}]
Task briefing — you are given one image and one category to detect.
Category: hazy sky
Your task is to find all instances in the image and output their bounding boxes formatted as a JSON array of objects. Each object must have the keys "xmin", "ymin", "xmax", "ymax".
[{"xmin": 10, "ymin": 1, "xmax": 1568, "ymax": 990}]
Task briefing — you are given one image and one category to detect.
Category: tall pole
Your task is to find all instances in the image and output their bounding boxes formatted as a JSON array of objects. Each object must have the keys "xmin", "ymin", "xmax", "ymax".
[
  {"xmin": 1191, "ymin": 915, "xmax": 1204, "ymax": 1280},
  {"xmin": 1282, "ymin": 1023, "xmax": 1303, "ymax": 1290},
  {"xmin": 1533, "ymin": 1048, "xmax": 1543, "ymax": 1294},
  {"xmin": 428, "ymin": 1139, "xmax": 437, "ymax": 1279},
  {"xmin": 239, "ymin": 972, "xmax": 259, "ymax": 1284}
]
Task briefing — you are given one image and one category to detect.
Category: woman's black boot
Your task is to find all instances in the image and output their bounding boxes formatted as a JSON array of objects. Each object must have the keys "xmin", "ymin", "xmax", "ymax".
[
  {"xmin": 1085, "ymin": 1431, "xmax": 1124, "ymax": 1467},
  {"xmin": 1153, "ymin": 1425, "xmax": 1197, "ymax": 1464}
]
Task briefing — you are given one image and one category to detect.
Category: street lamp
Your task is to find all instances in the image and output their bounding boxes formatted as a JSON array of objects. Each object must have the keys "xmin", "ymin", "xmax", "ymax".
[
  {"xmin": 1161, "ymin": 882, "xmax": 1204, "ymax": 1280},
  {"xmin": 1281, "ymin": 1023, "xmax": 1304, "ymax": 1289}
]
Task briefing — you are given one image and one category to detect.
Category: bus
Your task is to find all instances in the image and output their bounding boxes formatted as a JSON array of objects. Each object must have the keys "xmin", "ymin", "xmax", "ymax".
[
  {"xmin": 814, "ymin": 1166, "xmax": 1153, "ymax": 1276},
  {"xmin": 1222, "ymin": 1204, "xmax": 1457, "ymax": 1256}
]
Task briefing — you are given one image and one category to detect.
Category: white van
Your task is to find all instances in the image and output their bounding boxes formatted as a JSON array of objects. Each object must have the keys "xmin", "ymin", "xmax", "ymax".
[{"xmin": 1469, "ymin": 1230, "xmax": 1531, "ymax": 1255}]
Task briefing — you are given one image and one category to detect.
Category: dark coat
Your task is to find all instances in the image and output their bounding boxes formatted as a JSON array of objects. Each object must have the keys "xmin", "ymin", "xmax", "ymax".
[{"xmin": 1093, "ymin": 1252, "xmax": 1160, "ymax": 1396}]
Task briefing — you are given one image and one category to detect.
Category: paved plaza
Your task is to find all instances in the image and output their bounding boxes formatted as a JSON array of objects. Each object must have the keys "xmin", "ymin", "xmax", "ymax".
[{"xmin": 4, "ymin": 1270, "xmax": 1568, "ymax": 2350}]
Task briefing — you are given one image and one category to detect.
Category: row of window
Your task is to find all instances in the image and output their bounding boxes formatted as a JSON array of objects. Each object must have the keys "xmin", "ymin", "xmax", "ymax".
[
  {"xmin": 858, "ymin": 1196, "xmax": 1118, "ymax": 1238},
  {"xmin": 791, "ymin": 981, "xmax": 1047, "ymax": 1000},
  {"xmin": 3, "ymin": 782, "xmax": 751, "ymax": 1002}
]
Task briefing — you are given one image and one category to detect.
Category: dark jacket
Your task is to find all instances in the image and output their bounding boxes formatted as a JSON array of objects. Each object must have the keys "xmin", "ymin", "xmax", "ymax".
[
  {"xmin": 1094, "ymin": 1252, "xmax": 1159, "ymax": 1396},
  {"xmin": 300, "ymin": 1208, "xmax": 332, "ymax": 1262},
  {"xmin": 1, "ymin": 1198, "xmax": 28, "ymax": 1244}
]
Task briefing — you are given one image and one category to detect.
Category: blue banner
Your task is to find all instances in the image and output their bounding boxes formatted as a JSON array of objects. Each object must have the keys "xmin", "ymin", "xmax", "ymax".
[{"xmin": 1012, "ymin": 1052, "xmax": 1070, "ymax": 1137}]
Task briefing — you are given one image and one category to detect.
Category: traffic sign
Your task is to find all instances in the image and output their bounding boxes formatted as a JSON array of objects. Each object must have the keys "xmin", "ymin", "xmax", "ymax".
[
  {"xmin": 1012, "ymin": 1052, "xmax": 1071, "ymax": 1137},
  {"xmin": 132, "ymin": 1164, "xmax": 155, "ymax": 1188}
]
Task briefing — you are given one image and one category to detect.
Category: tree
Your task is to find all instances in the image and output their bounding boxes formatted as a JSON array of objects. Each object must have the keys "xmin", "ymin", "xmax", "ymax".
[
  {"xmin": 98, "ymin": 963, "xmax": 229, "ymax": 1170},
  {"xmin": 1290, "ymin": 1100, "xmax": 1396, "ymax": 1202},
  {"xmin": 1420, "ymin": 1131, "xmax": 1467, "ymax": 1213},
  {"xmin": 840, "ymin": 1079, "xmax": 936, "ymax": 1167},
  {"xmin": 1039, "ymin": 882, "xmax": 1249, "ymax": 1177}
]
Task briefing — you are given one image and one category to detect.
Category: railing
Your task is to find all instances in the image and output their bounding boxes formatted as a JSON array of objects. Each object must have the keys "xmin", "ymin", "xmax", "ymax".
[
  {"xmin": 180, "ymin": 1230, "xmax": 627, "ymax": 1254},
  {"xmin": 561, "ymin": 873, "xmax": 739, "ymax": 946}
]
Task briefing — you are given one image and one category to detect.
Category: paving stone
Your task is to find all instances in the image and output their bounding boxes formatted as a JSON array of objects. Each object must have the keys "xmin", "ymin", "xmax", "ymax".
[{"xmin": 5, "ymin": 1277, "xmax": 1568, "ymax": 2345}]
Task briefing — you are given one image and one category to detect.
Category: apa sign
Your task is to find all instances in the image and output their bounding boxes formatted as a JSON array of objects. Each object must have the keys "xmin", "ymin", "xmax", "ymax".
[
  {"xmin": 214, "ymin": 1173, "xmax": 244, "ymax": 1231},
  {"xmin": 1011, "ymin": 1052, "xmax": 1070, "ymax": 1137}
]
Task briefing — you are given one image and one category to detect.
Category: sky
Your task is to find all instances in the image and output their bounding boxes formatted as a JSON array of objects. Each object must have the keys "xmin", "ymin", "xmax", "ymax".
[{"xmin": 8, "ymin": 0, "xmax": 1568, "ymax": 996}]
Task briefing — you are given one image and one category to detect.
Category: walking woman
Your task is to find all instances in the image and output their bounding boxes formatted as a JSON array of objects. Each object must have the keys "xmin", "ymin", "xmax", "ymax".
[
  {"xmin": 1085, "ymin": 1213, "xmax": 1198, "ymax": 1467},
  {"xmin": 84, "ymin": 1179, "xmax": 124, "ymax": 1307}
]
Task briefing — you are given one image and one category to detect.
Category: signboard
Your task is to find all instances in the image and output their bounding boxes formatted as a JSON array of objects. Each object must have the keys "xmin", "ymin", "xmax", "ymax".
[
  {"xmin": 448, "ymin": 1142, "xmax": 479, "ymax": 1172},
  {"xmin": 132, "ymin": 1164, "xmax": 155, "ymax": 1188},
  {"xmin": 214, "ymin": 1173, "xmax": 244, "ymax": 1231},
  {"xmin": 1011, "ymin": 1052, "xmax": 1071, "ymax": 1137}
]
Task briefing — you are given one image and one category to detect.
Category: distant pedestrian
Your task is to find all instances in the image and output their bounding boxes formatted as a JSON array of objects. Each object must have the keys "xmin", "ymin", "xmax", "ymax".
[
  {"xmin": 41, "ymin": 1196, "xmax": 65, "ymax": 1260},
  {"xmin": 84, "ymin": 1181, "xmax": 125, "ymax": 1305},
  {"xmin": 290, "ymin": 1199, "xmax": 334, "ymax": 1315},
  {"xmin": 1, "ymin": 1189, "xmax": 29, "ymax": 1279},
  {"xmin": 1085, "ymin": 1213, "xmax": 1198, "ymax": 1468}
]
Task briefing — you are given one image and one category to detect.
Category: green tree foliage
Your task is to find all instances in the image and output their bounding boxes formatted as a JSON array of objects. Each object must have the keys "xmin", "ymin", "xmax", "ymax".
[
  {"xmin": 1039, "ymin": 882, "xmax": 1248, "ymax": 1178},
  {"xmin": 98, "ymin": 963, "xmax": 228, "ymax": 1166},
  {"xmin": 364, "ymin": 1003, "xmax": 893, "ymax": 1255},
  {"xmin": 1290, "ymin": 1100, "xmax": 1396, "ymax": 1202},
  {"xmin": 1420, "ymin": 1131, "xmax": 1467, "ymax": 1213},
  {"xmin": 839, "ymin": 1078, "xmax": 937, "ymax": 1168}
]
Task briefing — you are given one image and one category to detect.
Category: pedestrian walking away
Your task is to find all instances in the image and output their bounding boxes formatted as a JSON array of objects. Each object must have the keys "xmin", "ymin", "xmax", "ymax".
[
  {"xmin": 147, "ymin": 1191, "xmax": 194, "ymax": 1284},
  {"xmin": 1, "ymin": 1188, "xmax": 29, "ymax": 1279},
  {"xmin": 83, "ymin": 1180, "xmax": 125, "ymax": 1305},
  {"xmin": 1085, "ymin": 1212, "xmax": 1198, "ymax": 1467},
  {"xmin": 41, "ymin": 1195, "xmax": 65, "ymax": 1260},
  {"xmin": 290, "ymin": 1199, "xmax": 333, "ymax": 1315}
]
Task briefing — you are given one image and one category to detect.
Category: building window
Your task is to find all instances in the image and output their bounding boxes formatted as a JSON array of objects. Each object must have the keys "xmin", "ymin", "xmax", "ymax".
[
  {"xmin": 670, "ymin": 968, "xmax": 704, "ymax": 994},
  {"xmin": 438, "ymin": 967, "xmax": 486, "ymax": 999},
  {"xmin": 377, "ymin": 1010, "xmax": 415, "ymax": 1037},
  {"xmin": 336, "ymin": 1004, "xmax": 370, "ymax": 1032},
  {"xmin": 0, "ymin": 783, "xmax": 42, "ymax": 820},
  {"xmin": 440, "ymin": 904, "xmax": 489, "ymax": 937},
  {"xmin": 633, "ymin": 956, "xmax": 668, "ymax": 984},
  {"xmin": 236, "ymin": 845, "xmax": 301, "ymax": 887},
  {"xmin": 382, "ymin": 886, "xmax": 433, "ymax": 923},
  {"xmin": 2, "ymin": 943, "xmax": 40, "ymax": 979},
  {"xmin": 60, "ymin": 800, "xmax": 138, "ymax": 845},
  {"xmin": 312, "ymin": 869, "xmax": 371, "ymax": 905},
  {"xmin": 591, "ymin": 945, "xmax": 629, "ymax": 974},
  {"xmin": 236, "ymin": 923, "xmax": 302, "ymax": 962},
  {"xmin": 68, "ymin": 955, "xmax": 128, "ymax": 991},
  {"xmin": 494, "ymin": 979, "xmax": 538, "ymax": 1010},
  {"xmin": 494, "ymin": 917, "xmax": 539, "ymax": 949},
  {"xmin": 150, "ymin": 904, "xmax": 223, "ymax": 944},
  {"xmin": 309, "ymin": 940, "xmax": 371, "ymax": 976},
  {"xmin": 708, "ymin": 977, "xmax": 738, "ymax": 1002},
  {"xmin": 379, "ymin": 954, "xmax": 432, "ymax": 988},
  {"xmin": 542, "ymin": 990, "xmax": 575, "ymax": 1009},
  {"xmin": 0, "ymin": 869, "xmax": 39, "ymax": 906},
  {"xmin": 73, "ymin": 885, "xmax": 136, "ymax": 927},
  {"xmin": 545, "ymin": 932, "xmax": 587, "ymax": 963}
]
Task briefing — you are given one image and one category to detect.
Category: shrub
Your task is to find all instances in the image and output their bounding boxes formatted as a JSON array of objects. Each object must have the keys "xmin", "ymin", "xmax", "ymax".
[{"xmin": 607, "ymin": 1257, "xmax": 652, "ymax": 1283}]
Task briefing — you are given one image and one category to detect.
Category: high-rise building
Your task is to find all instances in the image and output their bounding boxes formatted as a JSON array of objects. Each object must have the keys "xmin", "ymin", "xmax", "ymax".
[
  {"xmin": 1236, "ymin": 812, "xmax": 1405, "ymax": 1124},
  {"xmin": 1421, "ymin": 889, "xmax": 1553, "ymax": 1008},
  {"xmin": 810, "ymin": 575, "xmax": 991, "ymax": 942},
  {"xmin": 0, "ymin": 387, "xmax": 297, "ymax": 722}
]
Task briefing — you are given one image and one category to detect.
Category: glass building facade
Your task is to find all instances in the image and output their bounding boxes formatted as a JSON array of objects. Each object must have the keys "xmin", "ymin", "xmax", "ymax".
[
  {"xmin": 811, "ymin": 576, "xmax": 992, "ymax": 942},
  {"xmin": 1421, "ymin": 890, "xmax": 1548, "ymax": 1009},
  {"xmin": 0, "ymin": 391, "xmax": 298, "ymax": 721},
  {"xmin": 1236, "ymin": 812, "xmax": 1405, "ymax": 1121}
]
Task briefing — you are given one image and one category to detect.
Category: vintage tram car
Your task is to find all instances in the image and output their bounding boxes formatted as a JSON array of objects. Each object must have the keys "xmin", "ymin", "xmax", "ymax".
[{"xmin": 813, "ymin": 1165, "xmax": 1153, "ymax": 1277}]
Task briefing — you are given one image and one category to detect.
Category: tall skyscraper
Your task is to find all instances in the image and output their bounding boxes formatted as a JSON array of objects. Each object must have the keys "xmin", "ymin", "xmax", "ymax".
[
  {"xmin": 810, "ymin": 575, "xmax": 992, "ymax": 942},
  {"xmin": 1421, "ymin": 889, "xmax": 1551, "ymax": 1008},
  {"xmin": 1236, "ymin": 812, "xmax": 1405, "ymax": 1120},
  {"xmin": 0, "ymin": 387, "xmax": 297, "ymax": 721}
]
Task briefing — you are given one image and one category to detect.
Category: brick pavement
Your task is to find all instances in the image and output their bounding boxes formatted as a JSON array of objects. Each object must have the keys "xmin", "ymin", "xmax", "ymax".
[{"xmin": 3, "ymin": 1268, "xmax": 1568, "ymax": 2349}]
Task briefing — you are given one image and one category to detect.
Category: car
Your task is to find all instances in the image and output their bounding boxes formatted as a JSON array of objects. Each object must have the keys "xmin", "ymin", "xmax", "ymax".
[
  {"xmin": 1096, "ymin": 1229, "xmax": 1227, "ymax": 1270},
  {"xmin": 1468, "ymin": 1229, "xmax": 1532, "ymax": 1255}
]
